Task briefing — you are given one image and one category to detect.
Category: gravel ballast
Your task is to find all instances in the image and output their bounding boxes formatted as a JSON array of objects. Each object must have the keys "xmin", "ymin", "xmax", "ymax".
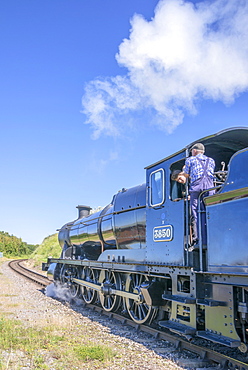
[{"xmin": 0, "ymin": 260, "xmax": 196, "ymax": 369}]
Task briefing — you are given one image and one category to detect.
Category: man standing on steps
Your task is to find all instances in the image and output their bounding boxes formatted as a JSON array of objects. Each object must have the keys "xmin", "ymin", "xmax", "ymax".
[{"xmin": 182, "ymin": 143, "xmax": 215, "ymax": 251}]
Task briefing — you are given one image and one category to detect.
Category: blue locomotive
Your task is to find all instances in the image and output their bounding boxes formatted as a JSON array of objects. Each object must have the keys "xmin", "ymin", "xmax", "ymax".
[{"xmin": 44, "ymin": 127, "xmax": 248, "ymax": 351}]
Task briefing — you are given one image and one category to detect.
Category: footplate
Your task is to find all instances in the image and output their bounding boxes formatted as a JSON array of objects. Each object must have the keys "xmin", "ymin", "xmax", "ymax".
[
  {"xmin": 159, "ymin": 320, "xmax": 196, "ymax": 336},
  {"xmin": 197, "ymin": 331, "xmax": 240, "ymax": 348}
]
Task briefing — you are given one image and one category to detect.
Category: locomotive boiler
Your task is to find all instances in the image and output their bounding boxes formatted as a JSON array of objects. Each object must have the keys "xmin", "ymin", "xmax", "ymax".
[
  {"xmin": 44, "ymin": 127, "xmax": 248, "ymax": 352},
  {"xmin": 58, "ymin": 183, "xmax": 147, "ymax": 263}
]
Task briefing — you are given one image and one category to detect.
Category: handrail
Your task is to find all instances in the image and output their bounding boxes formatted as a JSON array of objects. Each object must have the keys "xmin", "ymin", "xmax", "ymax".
[
  {"xmin": 197, "ymin": 185, "xmax": 221, "ymax": 271},
  {"xmin": 57, "ymin": 204, "xmax": 146, "ymax": 231}
]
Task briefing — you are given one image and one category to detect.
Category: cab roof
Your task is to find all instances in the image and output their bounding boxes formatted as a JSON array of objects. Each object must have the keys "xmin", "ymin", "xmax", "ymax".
[{"xmin": 145, "ymin": 127, "xmax": 248, "ymax": 171}]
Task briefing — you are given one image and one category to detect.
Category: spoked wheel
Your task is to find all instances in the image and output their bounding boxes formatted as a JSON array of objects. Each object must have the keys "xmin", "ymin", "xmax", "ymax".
[
  {"xmin": 60, "ymin": 265, "xmax": 80, "ymax": 299},
  {"xmin": 98, "ymin": 270, "xmax": 121, "ymax": 312},
  {"xmin": 125, "ymin": 273, "xmax": 156, "ymax": 324},
  {"xmin": 80, "ymin": 267, "xmax": 98, "ymax": 304}
]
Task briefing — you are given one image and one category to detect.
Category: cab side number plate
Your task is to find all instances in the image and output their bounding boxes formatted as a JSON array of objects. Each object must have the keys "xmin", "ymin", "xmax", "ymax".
[{"xmin": 153, "ymin": 225, "xmax": 173, "ymax": 242}]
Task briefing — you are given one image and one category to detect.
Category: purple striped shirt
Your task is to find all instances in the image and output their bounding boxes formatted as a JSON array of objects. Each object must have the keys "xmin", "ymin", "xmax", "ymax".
[{"xmin": 184, "ymin": 154, "xmax": 215, "ymax": 183}]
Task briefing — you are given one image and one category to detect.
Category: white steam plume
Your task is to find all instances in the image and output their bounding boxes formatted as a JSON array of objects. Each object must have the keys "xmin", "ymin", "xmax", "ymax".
[{"xmin": 82, "ymin": 0, "xmax": 248, "ymax": 138}]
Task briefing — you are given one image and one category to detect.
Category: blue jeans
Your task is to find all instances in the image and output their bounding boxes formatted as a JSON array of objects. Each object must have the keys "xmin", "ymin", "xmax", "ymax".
[{"xmin": 189, "ymin": 177, "xmax": 215, "ymax": 244}]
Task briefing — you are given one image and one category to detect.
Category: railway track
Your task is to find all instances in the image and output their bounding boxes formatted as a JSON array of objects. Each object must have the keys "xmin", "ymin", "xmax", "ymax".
[
  {"xmin": 8, "ymin": 259, "xmax": 248, "ymax": 370},
  {"xmin": 8, "ymin": 259, "xmax": 50, "ymax": 288}
]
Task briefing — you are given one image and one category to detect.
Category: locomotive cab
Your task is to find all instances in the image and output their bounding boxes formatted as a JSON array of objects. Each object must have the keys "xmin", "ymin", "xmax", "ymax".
[{"xmin": 145, "ymin": 127, "xmax": 248, "ymax": 270}]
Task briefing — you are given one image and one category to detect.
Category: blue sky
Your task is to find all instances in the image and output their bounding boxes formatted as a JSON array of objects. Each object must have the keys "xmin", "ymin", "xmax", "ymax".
[{"xmin": 0, "ymin": 0, "xmax": 248, "ymax": 245}]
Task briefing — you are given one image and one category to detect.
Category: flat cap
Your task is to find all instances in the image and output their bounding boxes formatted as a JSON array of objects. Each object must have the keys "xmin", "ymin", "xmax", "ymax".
[{"xmin": 191, "ymin": 142, "xmax": 205, "ymax": 151}]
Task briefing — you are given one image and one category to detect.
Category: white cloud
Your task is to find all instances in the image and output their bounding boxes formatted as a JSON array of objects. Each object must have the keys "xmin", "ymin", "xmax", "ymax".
[{"xmin": 82, "ymin": 0, "xmax": 248, "ymax": 138}]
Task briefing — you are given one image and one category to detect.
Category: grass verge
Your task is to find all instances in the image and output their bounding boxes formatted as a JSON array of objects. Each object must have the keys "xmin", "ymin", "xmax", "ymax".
[{"xmin": 0, "ymin": 315, "xmax": 116, "ymax": 369}]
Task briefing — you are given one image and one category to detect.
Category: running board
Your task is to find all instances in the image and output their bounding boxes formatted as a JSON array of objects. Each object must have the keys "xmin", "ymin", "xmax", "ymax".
[
  {"xmin": 197, "ymin": 331, "xmax": 240, "ymax": 348},
  {"xmin": 162, "ymin": 294, "xmax": 196, "ymax": 304},
  {"xmin": 159, "ymin": 320, "xmax": 196, "ymax": 336},
  {"xmin": 196, "ymin": 298, "xmax": 227, "ymax": 307}
]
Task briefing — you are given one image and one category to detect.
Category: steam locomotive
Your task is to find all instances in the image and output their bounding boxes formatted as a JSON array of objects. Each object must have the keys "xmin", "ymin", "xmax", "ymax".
[{"xmin": 43, "ymin": 127, "xmax": 248, "ymax": 352}]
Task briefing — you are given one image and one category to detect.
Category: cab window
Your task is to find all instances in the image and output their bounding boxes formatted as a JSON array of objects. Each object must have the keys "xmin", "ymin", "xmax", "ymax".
[
  {"xmin": 149, "ymin": 169, "xmax": 165, "ymax": 206},
  {"xmin": 170, "ymin": 162, "xmax": 186, "ymax": 201},
  {"xmin": 170, "ymin": 180, "xmax": 186, "ymax": 201}
]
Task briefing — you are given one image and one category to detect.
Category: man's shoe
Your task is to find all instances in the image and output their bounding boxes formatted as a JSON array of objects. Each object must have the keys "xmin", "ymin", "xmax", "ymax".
[{"xmin": 188, "ymin": 240, "xmax": 199, "ymax": 252}]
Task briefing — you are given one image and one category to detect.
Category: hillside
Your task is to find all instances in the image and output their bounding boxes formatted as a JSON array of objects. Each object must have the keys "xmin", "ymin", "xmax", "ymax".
[{"xmin": 30, "ymin": 233, "xmax": 61, "ymax": 265}]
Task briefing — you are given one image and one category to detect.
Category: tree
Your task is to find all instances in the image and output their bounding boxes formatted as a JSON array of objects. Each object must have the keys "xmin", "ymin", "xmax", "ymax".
[{"xmin": 0, "ymin": 231, "xmax": 37, "ymax": 257}]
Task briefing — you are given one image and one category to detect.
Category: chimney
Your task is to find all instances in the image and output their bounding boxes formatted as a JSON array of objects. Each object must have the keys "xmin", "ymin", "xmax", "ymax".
[{"xmin": 76, "ymin": 205, "xmax": 91, "ymax": 219}]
